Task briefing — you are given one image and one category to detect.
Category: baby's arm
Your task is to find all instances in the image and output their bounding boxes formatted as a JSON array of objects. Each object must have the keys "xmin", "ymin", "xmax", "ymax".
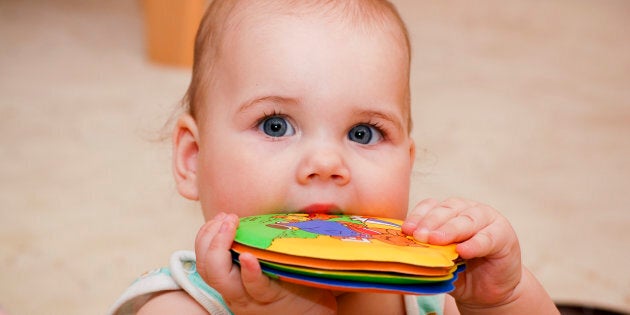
[
  {"xmin": 195, "ymin": 212, "xmax": 337, "ymax": 315},
  {"xmin": 402, "ymin": 198, "xmax": 559, "ymax": 315},
  {"xmin": 137, "ymin": 291, "xmax": 208, "ymax": 315}
]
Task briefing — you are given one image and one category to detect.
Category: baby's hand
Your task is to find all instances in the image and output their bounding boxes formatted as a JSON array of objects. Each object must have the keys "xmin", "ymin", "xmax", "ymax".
[
  {"xmin": 402, "ymin": 198, "xmax": 523, "ymax": 309},
  {"xmin": 195, "ymin": 213, "xmax": 337, "ymax": 315}
]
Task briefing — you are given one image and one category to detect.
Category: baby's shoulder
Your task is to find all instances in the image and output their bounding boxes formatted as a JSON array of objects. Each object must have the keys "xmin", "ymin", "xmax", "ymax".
[
  {"xmin": 109, "ymin": 251, "xmax": 231, "ymax": 315},
  {"xmin": 138, "ymin": 290, "xmax": 208, "ymax": 315}
]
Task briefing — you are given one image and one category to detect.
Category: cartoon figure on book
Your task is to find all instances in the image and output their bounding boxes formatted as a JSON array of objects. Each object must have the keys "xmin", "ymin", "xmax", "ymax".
[
  {"xmin": 264, "ymin": 213, "xmax": 425, "ymax": 246},
  {"xmin": 110, "ymin": 0, "xmax": 559, "ymax": 314}
]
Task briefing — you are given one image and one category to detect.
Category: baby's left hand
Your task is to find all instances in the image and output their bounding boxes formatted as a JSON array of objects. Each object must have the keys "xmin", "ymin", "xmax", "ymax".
[{"xmin": 402, "ymin": 198, "xmax": 523, "ymax": 309}]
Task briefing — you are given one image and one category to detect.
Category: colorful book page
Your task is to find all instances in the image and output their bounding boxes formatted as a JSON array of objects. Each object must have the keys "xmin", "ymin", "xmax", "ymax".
[
  {"xmin": 249, "ymin": 261, "xmax": 466, "ymax": 295},
  {"xmin": 230, "ymin": 244, "xmax": 455, "ymax": 276},
  {"xmin": 257, "ymin": 260, "xmax": 454, "ymax": 284},
  {"xmin": 234, "ymin": 213, "xmax": 458, "ymax": 268}
]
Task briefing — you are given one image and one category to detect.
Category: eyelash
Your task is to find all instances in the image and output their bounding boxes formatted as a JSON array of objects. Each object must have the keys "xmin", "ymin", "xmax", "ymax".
[
  {"xmin": 255, "ymin": 110, "xmax": 286, "ymax": 126},
  {"xmin": 361, "ymin": 120, "xmax": 389, "ymax": 140}
]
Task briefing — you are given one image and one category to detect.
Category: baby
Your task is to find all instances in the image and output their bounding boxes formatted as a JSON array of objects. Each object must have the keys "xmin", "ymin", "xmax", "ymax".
[{"xmin": 110, "ymin": 0, "xmax": 559, "ymax": 314}]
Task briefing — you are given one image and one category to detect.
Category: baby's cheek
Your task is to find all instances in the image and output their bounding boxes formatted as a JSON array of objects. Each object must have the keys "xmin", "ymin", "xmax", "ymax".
[
  {"xmin": 231, "ymin": 173, "xmax": 292, "ymax": 215},
  {"xmin": 356, "ymin": 174, "xmax": 409, "ymax": 219}
]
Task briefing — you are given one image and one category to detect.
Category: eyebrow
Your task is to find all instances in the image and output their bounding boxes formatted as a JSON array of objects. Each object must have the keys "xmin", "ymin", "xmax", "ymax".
[
  {"xmin": 354, "ymin": 109, "xmax": 405, "ymax": 132},
  {"xmin": 237, "ymin": 95, "xmax": 300, "ymax": 113}
]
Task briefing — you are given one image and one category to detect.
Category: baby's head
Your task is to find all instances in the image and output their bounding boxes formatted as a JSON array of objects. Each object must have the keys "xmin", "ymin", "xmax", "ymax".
[{"xmin": 173, "ymin": 0, "xmax": 416, "ymax": 221}]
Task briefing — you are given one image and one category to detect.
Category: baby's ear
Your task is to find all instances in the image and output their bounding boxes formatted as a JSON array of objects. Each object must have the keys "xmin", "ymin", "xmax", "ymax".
[{"xmin": 172, "ymin": 114, "xmax": 200, "ymax": 200}]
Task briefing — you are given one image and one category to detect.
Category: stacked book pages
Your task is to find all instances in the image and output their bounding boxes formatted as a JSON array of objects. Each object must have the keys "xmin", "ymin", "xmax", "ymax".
[{"xmin": 231, "ymin": 213, "xmax": 464, "ymax": 295}]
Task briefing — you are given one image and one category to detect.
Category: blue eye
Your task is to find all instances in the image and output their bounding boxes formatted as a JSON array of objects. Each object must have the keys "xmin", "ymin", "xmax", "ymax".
[
  {"xmin": 259, "ymin": 116, "xmax": 295, "ymax": 137},
  {"xmin": 348, "ymin": 124, "xmax": 382, "ymax": 145}
]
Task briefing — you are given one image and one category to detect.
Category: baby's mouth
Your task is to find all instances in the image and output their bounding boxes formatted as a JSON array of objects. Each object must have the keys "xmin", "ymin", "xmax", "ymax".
[{"xmin": 300, "ymin": 203, "xmax": 343, "ymax": 214}]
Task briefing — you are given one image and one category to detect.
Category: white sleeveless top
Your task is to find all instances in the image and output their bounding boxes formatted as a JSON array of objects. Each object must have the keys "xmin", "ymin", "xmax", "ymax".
[{"xmin": 109, "ymin": 251, "xmax": 445, "ymax": 315}]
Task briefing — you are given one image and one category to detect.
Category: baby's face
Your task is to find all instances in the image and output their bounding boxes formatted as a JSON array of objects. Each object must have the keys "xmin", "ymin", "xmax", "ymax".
[{"xmin": 193, "ymin": 12, "xmax": 414, "ymax": 220}]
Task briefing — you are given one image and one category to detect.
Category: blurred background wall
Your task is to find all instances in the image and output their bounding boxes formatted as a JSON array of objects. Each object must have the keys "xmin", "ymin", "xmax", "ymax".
[{"xmin": 0, "ymin": 0, "xmax": 628, "ymax": 314}]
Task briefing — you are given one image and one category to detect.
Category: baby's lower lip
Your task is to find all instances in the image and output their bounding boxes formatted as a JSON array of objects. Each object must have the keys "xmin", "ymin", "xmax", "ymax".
[{"xmin": 301, "ymin": 204, "xmax": 341, "ymax": 214}]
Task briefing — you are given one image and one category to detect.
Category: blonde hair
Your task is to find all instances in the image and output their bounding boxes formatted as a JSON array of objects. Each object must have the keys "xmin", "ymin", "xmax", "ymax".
[{"xmin": 183, "ymin": 0, "xmax": 412, "ymax": 128}]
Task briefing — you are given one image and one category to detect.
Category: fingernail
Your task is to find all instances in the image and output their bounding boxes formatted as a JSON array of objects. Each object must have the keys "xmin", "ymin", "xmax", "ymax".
[
  {"xmin": 215, "ymin": 212, "xmax": 226, "ymax": 220},
  {"xmin": 219, "ymin": 221, "xmax": 231, "ymax": 233},
  {"xmin": 402, "ymin": 221, "xmax": 417, "ymax": 231},
  {"xmin": 415, "ymin": 228, "xmax": 430, "ymax": 243}
]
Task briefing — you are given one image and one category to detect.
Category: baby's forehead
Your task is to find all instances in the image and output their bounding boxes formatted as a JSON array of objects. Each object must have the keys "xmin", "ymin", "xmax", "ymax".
[
  {"xmin": 188, "ymin": 0, "xmax": 411, "ymax": 126},
  {"xmin": 216, "ymin": 0, "xmax": 409, "ymax": 50}
]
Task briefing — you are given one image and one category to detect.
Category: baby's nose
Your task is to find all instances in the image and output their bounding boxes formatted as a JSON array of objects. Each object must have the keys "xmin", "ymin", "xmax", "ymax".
[{"xmin": 296, "ymin": 147, "xmax": 350, "ymax": 186}]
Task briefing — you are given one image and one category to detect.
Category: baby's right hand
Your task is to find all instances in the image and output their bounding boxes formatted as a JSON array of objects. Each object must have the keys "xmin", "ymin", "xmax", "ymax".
[{"xmin": 195, "ymin": 213, "xmax": 337, "ymax": 315}]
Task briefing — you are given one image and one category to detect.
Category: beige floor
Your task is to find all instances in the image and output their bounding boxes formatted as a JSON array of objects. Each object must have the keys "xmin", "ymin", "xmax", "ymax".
[{"xmin": 1, "ymin": 1, "xmax": 629, "ymax": 314}]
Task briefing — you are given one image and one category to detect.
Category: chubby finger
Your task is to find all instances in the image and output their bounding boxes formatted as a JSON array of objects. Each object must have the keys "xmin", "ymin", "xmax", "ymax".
[
  {"xmin": 455, "ymin": 215, "xmax": 517, "ymax": 260},
  {"xmin": 402, "ymin": 198, "xmax": 439, "ymax": 234},
  {"xmin": 195, "ymin": 212, "xmax": 227, "ymax": 259},
  {"xmin": 427, "ymin": 204, "xmax": 496, "ymax": 245},
  {"xmin": 195, "ymin": 213, "xmax": 229, "ymax": 279},
  {"xmin": 411, "ymin": 205, "xmax": 460, "ymax": 243},
  {"xmin": 195, "ymin": 213, "xmax": 244, "ymax": 298},
  {"xmin": 239, "ymin": 252, "xmax": 284, "ymax": 304}
]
